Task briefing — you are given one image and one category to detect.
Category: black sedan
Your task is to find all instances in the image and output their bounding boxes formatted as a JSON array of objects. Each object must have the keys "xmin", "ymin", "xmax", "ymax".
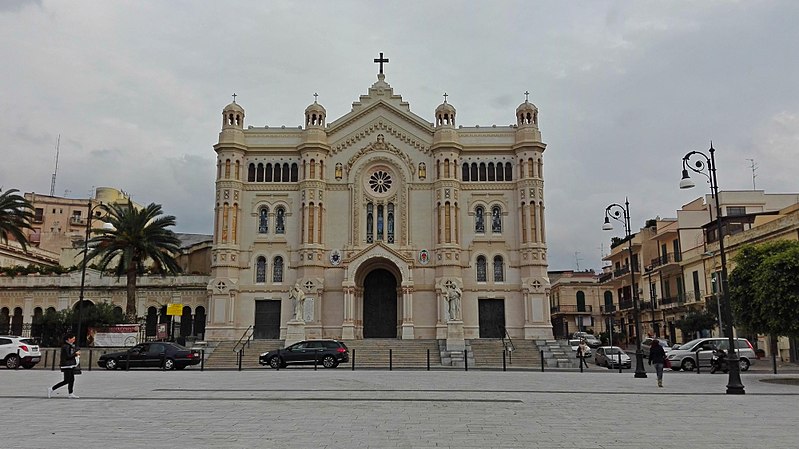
[
  {"xmin": 97, "ymin": 342, "xmax": 201, "ymax": 370},
  {"xmin": 259, "ymin": 339, "xmax": 349, "ymax": 369}
]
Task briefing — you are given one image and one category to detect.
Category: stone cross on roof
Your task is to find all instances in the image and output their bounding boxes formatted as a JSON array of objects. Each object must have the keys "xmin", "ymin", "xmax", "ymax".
[{"xmin": 373, "ymin": 52, "xmax": 389, "ymax": 74}]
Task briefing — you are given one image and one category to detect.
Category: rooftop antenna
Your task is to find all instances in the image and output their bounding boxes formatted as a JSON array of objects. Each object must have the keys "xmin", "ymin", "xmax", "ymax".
[
  {"xmin": 574, "ymin": 251, "xmax": 582, "ymax": 271},
  {"xmin": 50, "ymin": 134, "xmax": 60, "ymax": 196},
  {"xmin": 598, "ymin": 243, "xmax": 610, "ymax": 266},
  {"xmin": 746, "ymin": 158, "xmax": 758, "ymax": 190}
]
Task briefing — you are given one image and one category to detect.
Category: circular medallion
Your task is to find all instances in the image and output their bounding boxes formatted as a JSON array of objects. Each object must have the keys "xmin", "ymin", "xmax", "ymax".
[
  {"xmin": 418, "ymin": 249, "xmax": 430, "ymax": 265},
  {"xmin": 329, "ymin": 249, "xmax": 342, "ymax": 266}
]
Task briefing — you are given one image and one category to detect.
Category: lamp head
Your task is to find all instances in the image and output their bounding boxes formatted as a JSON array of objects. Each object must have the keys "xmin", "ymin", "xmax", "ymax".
[
  {"xmin": 602, "ymin": 216, "xmax": 613, "ymax": 231},
  {"xmin": 679, "ymin": 169, "xmax": 695, "ymax": 189}
]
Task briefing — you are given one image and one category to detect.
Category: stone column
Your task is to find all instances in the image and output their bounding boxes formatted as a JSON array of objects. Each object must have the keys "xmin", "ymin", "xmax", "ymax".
[
  {"xmin": 401, "ymin": 285, "xmax": 414, "ymax": 339},
  {"xmin": 341, "ymin": 285, "xmax": 355, "ymax": 339}
]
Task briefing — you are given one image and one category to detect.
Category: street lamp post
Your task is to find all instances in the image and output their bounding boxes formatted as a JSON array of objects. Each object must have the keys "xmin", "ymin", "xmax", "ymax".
[
  {"xmin": 603, "ymin": 198, "xmax": 647, "ymax": 378},
  {"xmin": 680, "ymin": 143, "xmax": 745, "ymax": 394},
  {"xmin": 76, "ymin": 201, "xmax": 106, "ymax": 348}
]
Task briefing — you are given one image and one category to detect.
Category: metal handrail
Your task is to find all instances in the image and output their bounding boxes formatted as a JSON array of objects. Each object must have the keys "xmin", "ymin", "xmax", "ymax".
[
  {"xmin": 499, "ymin": 325, "xmax": 515, "ymax": 353},
  {"xmin": 233, "ymin": 325, "xmax": 254, "ymax": 354}
]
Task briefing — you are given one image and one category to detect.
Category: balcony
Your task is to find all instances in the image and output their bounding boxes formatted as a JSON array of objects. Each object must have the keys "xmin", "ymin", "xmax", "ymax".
[
  {"xmin": 600, "ymin": 304, "xmax": 616, "ymax": 314},
  {"xmin": 70, "ymin": 216, "xmax": 87, "ymax": 226},
  {"xmin": 659, "ymin": 294, "xmax": 686, "ymax": 308},
  {"xmin": 618, "ymin": 300, "xmax": 634, "ymax": 310},
  {"xmin": 650, "ymin": 253, "xmax": 682, "ymax": 270},
  {"xmin": 598, "ymin": 272, "xmax": 613, "ymax": 283},
  {"xmin": 684, "ymin": 290, "xmax": 705, "ymax": 303},
  {"xmin": 550, "ymin": 305, "xmax": 593, "ymax": 314}
]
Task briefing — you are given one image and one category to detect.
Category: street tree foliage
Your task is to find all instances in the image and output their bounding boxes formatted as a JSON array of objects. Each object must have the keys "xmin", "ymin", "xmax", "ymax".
[
  {"xmin": 729, "ymin": 240, "xmax": 799, "ymax": 337},
  {"xmin": 36, "ymin": 302, "xmax": 127, "ymax": 347},
  {"xmin": 0, "ymin": 188, "xmax": 34, "ymax": 251},
  {"xmin": 676, "ymin": 310, "xmax": 717, "ymax": 341},
  {"xmin": 85, "ymin": 201, "xmax": 182, "ymax": 318}
]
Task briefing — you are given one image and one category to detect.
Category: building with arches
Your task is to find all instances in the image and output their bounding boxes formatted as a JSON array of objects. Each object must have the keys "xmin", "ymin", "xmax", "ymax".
[{"xmin": 208, "ymin": 61, "xmax": 554, "ymax": 342}]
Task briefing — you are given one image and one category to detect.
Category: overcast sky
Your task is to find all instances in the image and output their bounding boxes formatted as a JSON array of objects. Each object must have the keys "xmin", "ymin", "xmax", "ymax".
[{"xmin": 2, "ymin": 1, "xmax": 797, "ymax": 271}]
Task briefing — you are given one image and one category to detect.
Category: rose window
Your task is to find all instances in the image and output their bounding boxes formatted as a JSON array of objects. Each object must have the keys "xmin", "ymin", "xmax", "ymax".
[{"xmin": 369, "ymin": 170, "xmax": 392, "ymax": 194}]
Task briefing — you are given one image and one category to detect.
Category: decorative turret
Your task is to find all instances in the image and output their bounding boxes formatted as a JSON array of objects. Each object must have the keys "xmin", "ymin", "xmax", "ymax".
[
  {"xmin": 435, "ymin": 93, "xmax": 456, "ymax": 128},
  {"xmin": 305, "ymin": 94, "xmax": 326, "ymax": 129},
  {"xmin": 515, "ymin": 91, "xmax": 542, "ymax": 145},
  {"xmin": 219, "ymin": 95, "xmax": 246, "ymax": 146},
  {"xmin": 432, "ymin": 93, "xmax": 460, "ymax": 149}
]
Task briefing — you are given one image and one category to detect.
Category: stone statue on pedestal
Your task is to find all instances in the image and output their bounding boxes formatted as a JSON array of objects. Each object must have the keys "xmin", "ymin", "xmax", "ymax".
[
  {"xmin": 445, "ymin": 283, "xmax": 462, "ymax": 321},
  {"xmin": 290, "ymin": 282, "xmax": 306, "ymax": 321}
]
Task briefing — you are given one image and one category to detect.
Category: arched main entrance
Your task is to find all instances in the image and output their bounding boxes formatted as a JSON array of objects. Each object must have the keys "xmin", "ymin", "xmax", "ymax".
[{"xmin": 363, "ymin": 269, "xmax": 398, "ymax": 338}]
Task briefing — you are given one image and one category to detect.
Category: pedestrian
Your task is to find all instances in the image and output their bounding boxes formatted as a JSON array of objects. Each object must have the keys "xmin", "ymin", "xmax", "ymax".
[
  {"xmin": 649, "ymin": 339, "xmax": 667, "ymax": 387},
  {"xmin": 48, "ymin": 333, "xmax": 81, "ymax": 399},
  {"xmin": 577, "ymin": 339, "xmax": 590, "ymax": 369}
]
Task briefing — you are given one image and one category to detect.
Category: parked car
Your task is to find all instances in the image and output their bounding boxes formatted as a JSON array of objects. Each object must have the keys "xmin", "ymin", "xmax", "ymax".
[
  {"xmin": 666, "ymin": 337, "xmax": 756, "ymax": 372},
  {"xmin": 641, "ymin": 338, "xmax": 671, "ymax": 358},
  {"xmin": 568, "ymin": 339, "xmax": 592, "ymax": 358},
  {"xmin": 0, "ymin": 335, "xmax": 42, "ymax": 369},
  {"xmin": 571, "ymin": 332, "xmax": 602, "ymax": 348},
  {"xmin": 97, "ymin": 342, "xmax": 202, "ymax": 370},
  {"xmin": 260, "ymin": 339, "xmax": 349, "ymax": 369},
  {"xmin": 594, "ymin": 346, "xmax": 631, "ymax": 369}
]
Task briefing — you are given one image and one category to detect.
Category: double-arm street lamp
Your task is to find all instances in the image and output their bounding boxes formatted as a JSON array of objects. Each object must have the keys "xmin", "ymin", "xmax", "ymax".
[
  {"xmin": 603, "ymin": 198, "xmax": 647, "ymax": 378},
  {"xmin": 680, "ymin": 143, "xmax": 745, "ymax": 394},
  {"xmin": 76, "ymin": 202, "xmax": 111, "ymax": 348}
]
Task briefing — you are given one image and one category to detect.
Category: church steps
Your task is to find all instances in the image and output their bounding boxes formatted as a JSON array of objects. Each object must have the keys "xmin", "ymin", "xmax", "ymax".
[
  {"xmin": 469, "ymin": 339, "xmax": 542, "ymax": 368},
  {"xmin": 204, "ymin": 340, "xmax": 283, "ymax": 369}
]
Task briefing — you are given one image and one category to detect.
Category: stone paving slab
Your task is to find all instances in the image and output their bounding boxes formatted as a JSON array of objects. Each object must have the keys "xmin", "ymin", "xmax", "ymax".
[{"xmin": 1, "ymin": 367, "xmax": 798, "ymax": 448}]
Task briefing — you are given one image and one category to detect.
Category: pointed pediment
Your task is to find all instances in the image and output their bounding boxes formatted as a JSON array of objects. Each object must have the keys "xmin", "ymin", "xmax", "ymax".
[
  {"xmin": 346, "ymin": 241, "xmax": 413, "ymax": 265},
  {"xmin": 327, "ymin": 75, "xmax": 433, "ymax": 136}
]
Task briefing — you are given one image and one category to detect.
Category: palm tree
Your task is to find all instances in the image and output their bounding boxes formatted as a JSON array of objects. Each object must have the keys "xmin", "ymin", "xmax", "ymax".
[
  {"xmin": 85, "ymin": 201, "xmax": 182, "ymax": 318},
  {"xmin": 0, "ymin": 188, "xmax": 34, "ymax": 251}
]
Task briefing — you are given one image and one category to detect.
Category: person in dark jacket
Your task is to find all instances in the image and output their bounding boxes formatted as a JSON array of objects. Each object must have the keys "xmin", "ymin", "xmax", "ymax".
[
  {"xmin": 649, "ymin": 340, "xmax": 667, "ymax": 387},
  {"xmin": 48, "ymin": 333, "xmax": 80, "ymax": 398}
]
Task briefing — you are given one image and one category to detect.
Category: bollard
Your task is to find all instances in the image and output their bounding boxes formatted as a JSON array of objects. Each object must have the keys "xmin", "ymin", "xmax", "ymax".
[
  {"xmin": 51, "ymin": 350, "xmax": 56, "ymax": 371},
  {"xmin": 502, "ymin": 349, "xmax": 507, "ymax": 372},
  {"xmin": 88, "ymin": 350, "xmax": 93, "ymax": 372},
  {"xmin": 201, "ymin": 349, "xmax": 205, "ymax": 371},
  {"xmin": 540, "ymin": 350, "xmax": 544, "ymax": 372},
  {"xmin": 162, "ymin": 353, "xmax": 167, "ymax": 371},
  {"xmin": 43, "ymin": 349, "xmax": 48, "ymax": 369},
  {"xmin": 696, "ymin": 350, "xmax": 701, "ymax": 374},
  {"xmin": 126, "ymin": 351, "xmax": 131, "ymax": 371},
  {"xmin": 618, "ymin": 352, "xmax": 622, "ymax": 373},
  {"xmin": 464, "ymin": 349, "xmax": 468, "ymax": 371},
  {"xmin": 580, "ymin": 354, "xmax": 584, "ymax": 373},
  {"xmin": 772, "ymin": 351, "xmax": 778, "ymax": 375},
  {"xmin": 351, "ymin": 348, "xmax": 355, "ymax": 371},
  {"xmin": 389, "ymin": 349, "xmax": 393, "ymax": 371},
  {"xmin": 237, "ymin": 351, "xmax": 242, "ymax": 371},
  {"xmin": 314, "ymin": 352, "xmax": 318, "ymax": 371},
  {"xmin": 427, "ymin": 349, "xmax": 430, "ymax": 371}
]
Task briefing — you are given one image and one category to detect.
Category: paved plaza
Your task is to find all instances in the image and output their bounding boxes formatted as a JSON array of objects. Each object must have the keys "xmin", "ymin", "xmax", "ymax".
[{"xmin": 2, "ymin": 366, "xmax": 798, "ymax": 449}]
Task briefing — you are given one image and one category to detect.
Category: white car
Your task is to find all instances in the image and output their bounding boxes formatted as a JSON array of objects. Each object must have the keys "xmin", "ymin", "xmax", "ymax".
[
  {"xmin": 0, "ymin": 335, "xmax": 42, "ymax": 369},
  {"xmin": 594, "ymin": 346, "xmax": 631, "ymax": 369}
]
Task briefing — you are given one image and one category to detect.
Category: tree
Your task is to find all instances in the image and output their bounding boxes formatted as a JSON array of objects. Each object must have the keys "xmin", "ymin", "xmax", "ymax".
[
  {"xmin": 85, "ymin": 201, "xmax": 182, "ymax": 318},
  {"xmin": 0, "ymin": 188, "xmax": 34, "ymax": 251},
  {"xmin": 676, "ymin": 310, "xmax": 717, "ymax": 341},
  {"xmin": 729, "ymin": 240, "xmax": 799, "ymax": 337}
]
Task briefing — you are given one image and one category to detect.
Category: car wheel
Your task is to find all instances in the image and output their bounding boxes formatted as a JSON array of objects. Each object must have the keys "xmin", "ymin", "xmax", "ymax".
[
  {"xmin": 5, "ymin": 355, "xmax": 20, "ymax": 369},
  {"xmin": 164, "ymin": 358, "xmax": 176, "ymax": 370},
  {"xmin": 681, "ymin": 358, "xmax": 695, "ymax": 372},
  {"xmin": 105, "ymin": 359, "xmax": 118, "ymax": 370},
  {"xmin": 269, "ymin": 357, "xmax": 283, "ymax": 369},
  {"xmin": 739, "ymin": 358, "xmax": 750, "ymax": 372},
  {"xmin": 322, "ymin": 355, "xmax": 338, "ymax": 368}
]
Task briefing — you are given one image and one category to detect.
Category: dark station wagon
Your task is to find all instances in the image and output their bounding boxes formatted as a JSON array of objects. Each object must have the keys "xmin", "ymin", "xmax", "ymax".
[
  {"xmin": 98, "ymin": 342, "xmax": 202, "ymax": 370},
  {"xmin": 260, "ymin": 339, "xmax": 349, "ymax": 369}
]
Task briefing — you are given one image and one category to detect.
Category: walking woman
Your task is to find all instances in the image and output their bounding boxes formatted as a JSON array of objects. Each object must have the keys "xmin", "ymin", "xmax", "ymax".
[
  {"xmin": 48, "ymin": 333, "xmax": 80, "ymax": 398},
  {"xmin": 649, "ymin": 340, "xmax": 667, "ymax": 387},
  {"xmin": 577, "ymin": 339, "xmax": 590, "ymax": 369}
]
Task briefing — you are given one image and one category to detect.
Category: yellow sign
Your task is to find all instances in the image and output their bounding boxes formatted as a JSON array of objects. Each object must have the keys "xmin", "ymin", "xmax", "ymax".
[{"xmin": 166, "ymin": 303, "xmax": 184, "ymax": 316}]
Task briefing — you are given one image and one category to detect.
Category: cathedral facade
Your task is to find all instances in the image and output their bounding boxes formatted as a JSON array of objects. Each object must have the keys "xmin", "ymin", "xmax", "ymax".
[{"xmin": 207, "ymin": 64, "xmax": 553, "ymax": 342}]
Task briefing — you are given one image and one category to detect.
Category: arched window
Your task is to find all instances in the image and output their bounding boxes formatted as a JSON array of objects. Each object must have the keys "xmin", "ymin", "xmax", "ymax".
[
  {"xmin": 493, "ymin": 256, "xmax": 505, "ymax": 282},
  {"xmin": 377, "ymin": 204, "xmax": 384, "ymax": 241},
  {"xmin": 275, "ymin": 207, "xmax": 285, "ymax": 234},
  {"xmin": 479, "ymin": 163, "xmax": 487, "ymax": 181},
  {"xmin": 180, "ymin": 306, "xmax": 193, "ymax": 337},
  {"xmin": 462, "ymin": 163, "xmax": 470, "ymax": 181},
  {"xmin": 256, "ymin": 256, "xmax": 267, "ymax": 282},
  {"xmin": 310, "ymin": 159, "xmax": 316, "ymax": 179},
  {"xmin": 145, "ymin": 307, "xmax": 158, "ymax": 337},
  {"xmin": 604, "ymin": 291, "xmax": 614, "ymax": 311},
  {"xmin": 248, "ymin": 163, "xmax": 256, "ymax": 182},
  {"xmin": 476, "ymin": 256, "xmax": 487, "ymax": 282},
  {"xmin": 225, "ymin": 159, "xmax": 231, "ymax": 178},
  {"xmin": 491, "ymin": 206, "xmax": 502, "ymax": 233},
  {"xmin": 577, "ymin": 291, "xmax": 586, "ymax": 312},
  {"xmin": 282, "ymin": 163, "xmax": 290, "ymax": 182},
  {"xmin": 470, "ymin": 163, "xmax": 478, "ymax": 181},
  {"xmin": 505, "ymin": 162, "xmax": 513, "ymax": 181},
  {"xmin": 528, "ymin": 158, "xmax": 534, "ymax": 178},
  {"xmin": 273, "ymin": 256, "xmax": 284, "ymax": 283},
  {"xmin": 265, "ymin": 163, "xmax": 272, "ymax": 182},
  {"xmin": 258, "ymin": 207, "xmax": 269, "ymax": 233},
  {"xmin": 290, "ymin": 163, "xmax": 299, "ymax": 182},
  {"xmin": 194, "ymin": 306, "xmax": 206, "ymax": 338},
  {"xmin": 366, "ymin": 203, "xmax": 374, "ymax": 243},
  {"xmin": 235, "ymin": 160, "xmax": 240, "ymax": 180},
  {"xmin": 387, "ymin": 203, "xmax": 395, "ymax": 243},
  {"xmin": 475, "ymin": 206, "xmax": 485, "ymax": 233},
  {"xmin": 444, "ymin": 158, "xmax": 450, "ymax": 178},
  {"xmin": 487, "ymin": 162, "xmax": 495, "ymax": 181},
  {"xmin": 496, "ymin": 162, "xmax": 504, "ymax": 181},
  {"xmin": 273, "ymin": 163, "xmax": 281, "ymax": 182}
]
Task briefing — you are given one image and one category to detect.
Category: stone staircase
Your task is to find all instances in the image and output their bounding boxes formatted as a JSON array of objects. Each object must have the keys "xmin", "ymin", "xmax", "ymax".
[
  {"xmin": 203, "ymin": 340, "xmax": 283, "ymax": 369},
  {"xmin": 341, "ymin": 339, "xmax": 441, "ymax": 369},
  {"xmin": 535, "ymin": 339, "xmax": 577, "ymax": 368},
  {"xmin": 469, "ymin": 339, "xmax": 543, "ymax": 369}
]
